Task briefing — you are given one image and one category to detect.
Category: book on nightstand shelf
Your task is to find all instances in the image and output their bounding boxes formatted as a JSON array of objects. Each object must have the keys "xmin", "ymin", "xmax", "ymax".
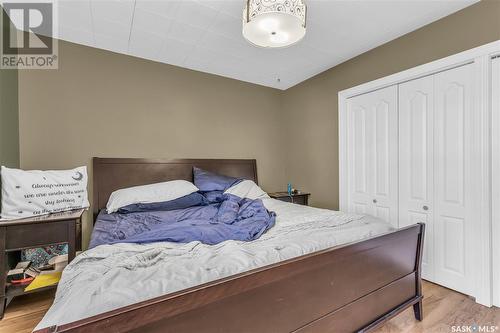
[
  {"xmin": 24, "ymin": 272, "xmax": 62, "ymax": 292},
  {"xmin": 5, "ymin": 254, "xmax": 68, "ymax": 292},
  {"xmin": 23, "ymin": 254, "xmax": 68, "ymax": 291},
  {"xmin": 7, "ymin": 261, "xmax": 33, "ymax": 284}
]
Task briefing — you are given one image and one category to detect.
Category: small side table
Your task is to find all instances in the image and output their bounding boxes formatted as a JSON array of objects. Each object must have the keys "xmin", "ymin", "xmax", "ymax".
[
  {"xmin": 0, "ymin": 208, "xmax": 84, "ymax": 319},
  {"xmin": 268, "ymin": 192, "xmax": 311, "ymax": 206}
]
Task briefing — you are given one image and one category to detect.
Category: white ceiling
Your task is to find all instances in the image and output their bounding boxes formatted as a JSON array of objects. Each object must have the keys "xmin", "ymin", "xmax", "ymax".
[{"xmin": 30, "ymin": 0, "xmax": 481, "ymax": 89}]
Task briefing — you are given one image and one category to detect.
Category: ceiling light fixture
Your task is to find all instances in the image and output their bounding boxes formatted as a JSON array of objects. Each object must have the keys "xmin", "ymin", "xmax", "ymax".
[{"xmin": 242, "ymin": 0, "xmax": 307, "ymax": 48}]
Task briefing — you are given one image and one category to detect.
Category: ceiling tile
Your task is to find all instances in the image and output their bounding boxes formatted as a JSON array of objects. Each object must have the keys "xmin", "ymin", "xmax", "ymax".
[
  {"xmin": 175, "ymin": 0, "xmax": 219, "ymax": 30},
  {"xmin": 90, "ymin": 0, "xmax": 134, "ymax": 54},
  {"xmin": 128, "ymin": 28, "xmax": 164, "ymax": 59},
  {"xmin": 91, "ymin": 0, "xmax": 135, "ymax": 26},
  {"xmin": 183, "ymin": 56, "xmax": 213, "ymax": 74},
  {"xmin": 94, "ymin": 32, "xmax": 129, "ymax": 54},
  {"xmin": 198, "ymin": 31, "xmax": 261, "ymax": 60},
  {"xmin": 131, "ymin": 8, "xmax": 173, "ymax": 39},
  {"xmin": 186, "ymin": 45, "xmax": 231, "ymax": 65},
  {"xmin": 18, "ymin": 0, "xmax": 480, "ymax": 90},
  {"xmin": 135, "ymin": 0, "xmax": 181, "ymax": 19},
  {"xmin": 58, "ymin": 26, "xmax": 94, "ymax": 47},
  {"xmin": 58, "ymin": 0, "xmax": 93, "ymax": 33},
  {"xmin": 196, "ymin": 0, "xmax": 225, "ymax": 12},
  {"xmin": 159, "ymin": 38, "xmax": 195, "ymax": 66},
  {"xmin": 206, "ymin": 11, "xmax": 242, "ymax": 41},
  {"xmin": 167, "ymin": 21, "xmax": 206, "ymax": 45},
  {"xmin": 92, "ymin": 19, "xmax": 129, "ymax": 44},
  {"xmin": 208, "ymin": 0, "xmax": 244, "ymax": 19}
]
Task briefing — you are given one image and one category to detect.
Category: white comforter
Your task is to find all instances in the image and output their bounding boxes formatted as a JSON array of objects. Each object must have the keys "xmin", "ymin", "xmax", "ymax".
[{"xmin": 36, "ymin": 199, "xmax": 393, "ymax": 330}]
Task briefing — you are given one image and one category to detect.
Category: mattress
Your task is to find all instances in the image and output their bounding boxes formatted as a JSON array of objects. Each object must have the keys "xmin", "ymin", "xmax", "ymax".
[{"xmin": 35, "ymin": 199, "xmax": 393, "ymax": 330}]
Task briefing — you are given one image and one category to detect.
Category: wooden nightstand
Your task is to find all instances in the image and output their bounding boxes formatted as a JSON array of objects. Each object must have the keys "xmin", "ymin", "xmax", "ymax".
[
  {"xmin": 268, "ymin": 192, "xmax": 310, "ymax": 206},
  {"xmin": 0, "ymin": 208, "xmax": 84, "ymax": 319}
]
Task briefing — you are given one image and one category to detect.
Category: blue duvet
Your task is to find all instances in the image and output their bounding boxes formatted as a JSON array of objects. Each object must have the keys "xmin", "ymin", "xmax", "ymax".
[{"xmin": 89, "ymin": 193, "xmax": 276, "ymax": 249}]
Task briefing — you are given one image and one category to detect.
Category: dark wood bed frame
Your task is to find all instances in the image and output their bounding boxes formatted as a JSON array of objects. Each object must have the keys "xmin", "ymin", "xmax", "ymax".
[{"xmin": 36, "ymin": 158, "xmax": 424, "ymax": 333}]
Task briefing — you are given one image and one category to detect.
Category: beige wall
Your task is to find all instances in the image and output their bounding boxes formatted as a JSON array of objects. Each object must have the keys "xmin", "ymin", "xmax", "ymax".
[
  {"xmin": 0, "ymin": 68, "xmax": 19, "ymax": 170},
  {"xmin": 282, "ymin": 0, "xmax": 500, "ymax": 210},
  {"xmin": 0, "ymin": 9, "xmax": 20, "ymax": 207},
  {"xmin": 18, "ymin": 41, "xmax": 286, "ymax": 246},
  {"xmin": 0, "ymin": 10, "xmax": 19, "ymax": 170}
]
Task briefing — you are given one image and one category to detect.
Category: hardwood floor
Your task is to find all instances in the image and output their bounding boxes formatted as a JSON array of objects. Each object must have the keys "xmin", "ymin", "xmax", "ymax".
[
  {"xmin": 0, "ymin": 289, "xmax": 55, "ymax": 333},
  {"xmin": 0, "ymin": 281, "xmax": 498, "ymax": 333},
  {"xmin": 375, "ymin": 282, "xmax": 500, "ymax": 333}
]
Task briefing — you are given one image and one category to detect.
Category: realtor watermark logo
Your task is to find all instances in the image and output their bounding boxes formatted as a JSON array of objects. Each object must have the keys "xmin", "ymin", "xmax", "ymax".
[
  {"xmin": 451, "ymin": 325, "xmax": 499, "ymax": 332},
  {"xmin": 1, "ymin": 1, "xmax": 58, "ymax": 69}
]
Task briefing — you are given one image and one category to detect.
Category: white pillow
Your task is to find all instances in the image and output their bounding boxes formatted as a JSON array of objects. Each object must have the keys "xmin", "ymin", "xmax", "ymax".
[
  {"xmin": 224, "ymin": 180, "xmax": 269, "ymax": 200},
  {"xmin": 1, "ymin": 166, "xmax": 90, "ymax": 220},
  {"xmin": 106, "ymin": 180, "xmax": 199, "ymax": 213}
]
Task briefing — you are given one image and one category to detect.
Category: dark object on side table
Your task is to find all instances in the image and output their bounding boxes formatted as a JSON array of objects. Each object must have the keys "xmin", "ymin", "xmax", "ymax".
[
  {"xmin": 0, "ymin": 208, "xmax": 84, "ymax": 319},
  {"xmin": 268, "ymin": 191, "xmax": 310, "ymax": 206}
]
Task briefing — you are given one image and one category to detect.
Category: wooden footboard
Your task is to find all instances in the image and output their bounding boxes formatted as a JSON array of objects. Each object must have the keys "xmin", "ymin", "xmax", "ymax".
[{"xmin": 37, "ymin": 223, "xmax": 425, "ymax": 333}]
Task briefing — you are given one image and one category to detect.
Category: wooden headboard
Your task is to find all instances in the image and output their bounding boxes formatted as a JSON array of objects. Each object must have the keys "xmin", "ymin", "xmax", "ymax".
[{"xmin": 92, "ymin": 158, "xmax": 258, "ymax": 217}]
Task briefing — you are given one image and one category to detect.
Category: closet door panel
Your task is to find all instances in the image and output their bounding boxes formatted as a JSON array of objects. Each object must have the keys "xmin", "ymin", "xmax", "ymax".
[
  {"xmin": 346, "ymin": 86, "xmax": 398, "ymax": 226},
  {"xmin": 372, "ymin": 86, "xmax": 398, "ymax": 227},
  {"xmin": 434, "ymin": 63, "xmax": 475, "ymax": 295},
  {"xmin": 347, "ymin": 98, "xmax": 372, "ymax": 215},
  {"xmin": 399, "ymin": 75, "xmax": 434, "ymax": 280}
]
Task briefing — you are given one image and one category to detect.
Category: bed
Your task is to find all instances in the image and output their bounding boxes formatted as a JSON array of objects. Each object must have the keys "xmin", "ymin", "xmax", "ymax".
[{"xmin": 34, "ymin": 158, "xmax": 424, "ymax": 333}]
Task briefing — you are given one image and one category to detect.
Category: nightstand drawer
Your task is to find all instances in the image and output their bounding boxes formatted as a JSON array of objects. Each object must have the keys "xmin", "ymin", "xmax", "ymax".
[
  {"xmin": 277, "ymin": 196, "xmax": 293, "ymax": 203},
  {"xmin": 4, "ymin": 221, "xmax": 70, "ymax": 250},
  {"xmin": 268, "ymin": 192, "xmax": 310, "ymax": 206},
  {"xmin": 289, "ymin": 196, "xmax": 308, "ymax": 205},
  {"xmin": 276, "ymin": 196, "xmax": 308, "ymax": 205}
]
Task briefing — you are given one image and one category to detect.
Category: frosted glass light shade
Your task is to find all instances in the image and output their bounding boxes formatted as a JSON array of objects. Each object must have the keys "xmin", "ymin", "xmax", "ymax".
[{"xmin": 242, "ymin": 0, "xmax": 306, "ymax": 48}]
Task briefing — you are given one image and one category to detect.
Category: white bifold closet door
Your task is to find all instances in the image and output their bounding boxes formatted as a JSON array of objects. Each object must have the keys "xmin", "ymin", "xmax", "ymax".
[
  {"xmin": 398, "ymin": 75, "xmax": 435, "ymax": 281},
  {"xmin": 346, "ymin": 86, "xmax": 398, "ymax": 227},
  {"xmin": 399, "ymin": 63, "xmax": 476, "ymax": 295},
  {"xmin": 433, "ymin": 64, "xmax": 476, "ymax": 295}
]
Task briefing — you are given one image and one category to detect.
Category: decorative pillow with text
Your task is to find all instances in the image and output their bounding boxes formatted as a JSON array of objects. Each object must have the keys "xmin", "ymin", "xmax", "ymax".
[{"xmin": 0, "ymin": 166, "xmax": 89, "ymax": 220}]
